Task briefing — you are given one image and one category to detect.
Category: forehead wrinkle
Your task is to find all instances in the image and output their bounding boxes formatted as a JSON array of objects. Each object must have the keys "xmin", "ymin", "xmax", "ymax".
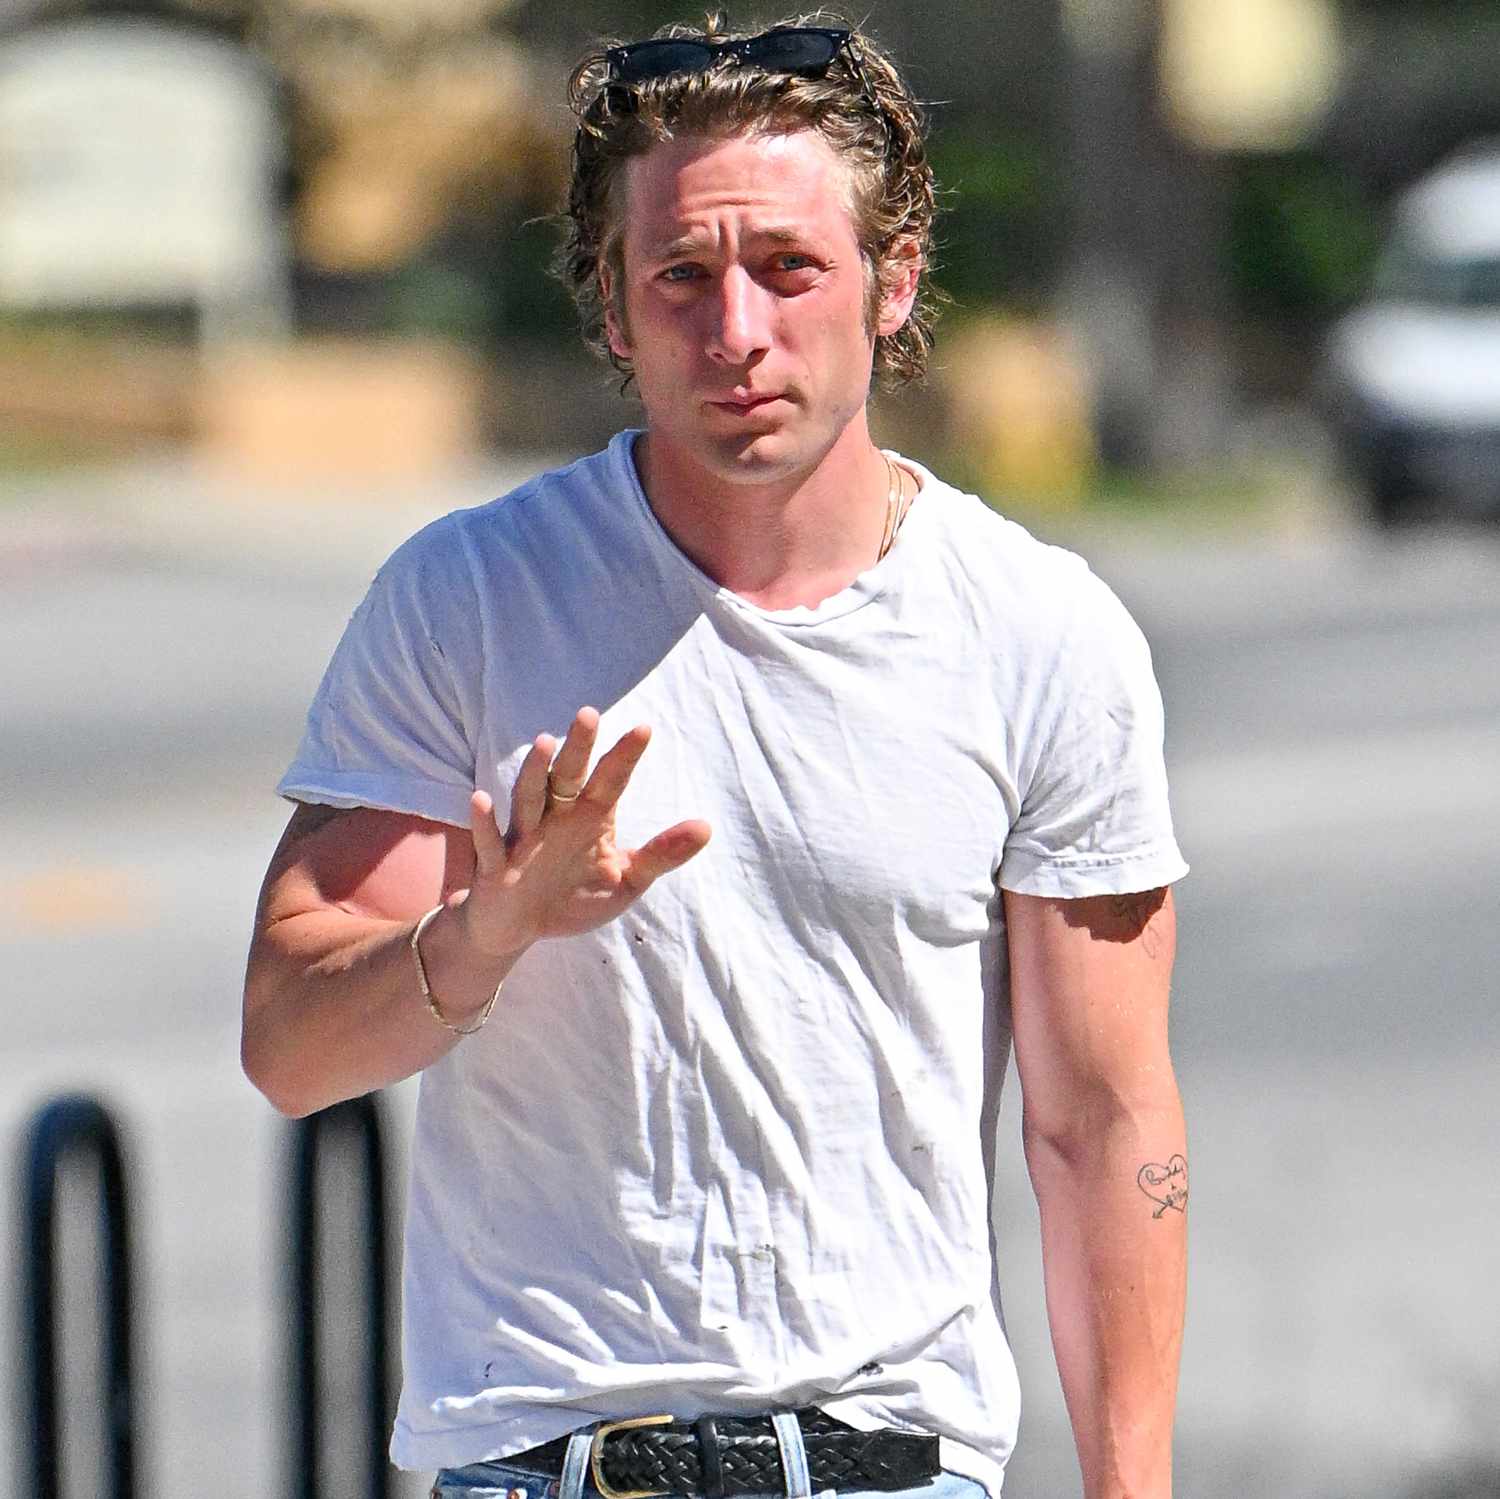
[
  {"xmin": 614, "ymin": 132, "xmax": 866, "ymax": 284},
  {"xmin": 642, "ymin": 224, "xmax": 823, "ymax": 261}
]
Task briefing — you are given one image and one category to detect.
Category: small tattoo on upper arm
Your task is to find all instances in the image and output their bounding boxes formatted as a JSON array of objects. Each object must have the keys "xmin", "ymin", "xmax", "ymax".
[
  {"xmin": 1109, "ymin": 891, "xmax": 1166, "ymax": 956},
  {"xmin": 1109, "ymin": 892, "xmax": 1156, "ymax": 928},
  {"xmin": 1057, "ymin": 887, "xmax": 1168, "ymax": 955},
  {"xmin": 1137, "ymin": 1155, "xmax": 1188, "ymax": 1218}
]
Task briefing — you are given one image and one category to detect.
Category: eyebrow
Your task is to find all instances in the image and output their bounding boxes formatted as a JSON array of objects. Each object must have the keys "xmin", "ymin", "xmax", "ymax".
[{"xmin": 642, "ymin": 226, "xmax": 813, "ymax": 261}]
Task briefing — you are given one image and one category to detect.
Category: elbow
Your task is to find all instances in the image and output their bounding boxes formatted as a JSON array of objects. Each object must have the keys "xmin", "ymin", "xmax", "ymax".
[
  {"xmin": 1021, "ymin": 1101, "xmax": 1097, "ymax": 1180},
  {"xmin": 1021, "ymin": 1079, "xmax": 1184, "ymax": 1175},
  {"xmin": 243, "ymin": 1062, "xmax": 321, "ymax": 1121},
  {"xmin": 240, "ymin": 1021, "xmax": 318, "ymax": 1120},
  {"xmin": 241, "ymin": 968, "xmax": 322, "ymax": 1120}
]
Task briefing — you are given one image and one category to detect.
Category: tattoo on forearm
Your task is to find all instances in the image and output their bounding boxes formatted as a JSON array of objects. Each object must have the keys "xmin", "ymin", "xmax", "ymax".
[{"xmin": 1137, "ymin": 1155, "xmax": 1188, "ymax": 1218}]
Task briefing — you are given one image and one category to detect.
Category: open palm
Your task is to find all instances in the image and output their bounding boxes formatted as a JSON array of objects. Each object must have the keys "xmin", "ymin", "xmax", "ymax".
[{"xmin": 456, "ymin": 707, "xmax": 711, "ymax": 959}]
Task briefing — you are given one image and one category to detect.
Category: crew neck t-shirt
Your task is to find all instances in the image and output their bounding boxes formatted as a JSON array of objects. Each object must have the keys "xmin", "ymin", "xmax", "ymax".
[{"xmin": 277, "ymin": 431, "xmax": 1188, "ymax": 1494}]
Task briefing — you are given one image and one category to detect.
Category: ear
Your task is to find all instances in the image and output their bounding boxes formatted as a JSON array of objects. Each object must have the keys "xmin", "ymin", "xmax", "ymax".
[
  {"xmin": 875, "ymin": 237, "xmax": 922, "ymax": 338},
  {"xmin": 600, "ymin": 263, "xmax": 633, "ymax": 360}
]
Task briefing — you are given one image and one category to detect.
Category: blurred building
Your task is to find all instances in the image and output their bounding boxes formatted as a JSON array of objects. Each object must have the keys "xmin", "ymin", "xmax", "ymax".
[{"xmin": 3, "ymin": 0, "xmax": 1499, "ymax": 492}]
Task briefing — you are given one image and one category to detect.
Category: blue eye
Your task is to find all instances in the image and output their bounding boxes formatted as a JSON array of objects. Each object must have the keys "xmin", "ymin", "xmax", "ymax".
[{"xmin": 771, "ymin": 253, "xmax": 824, "ymax": 279}]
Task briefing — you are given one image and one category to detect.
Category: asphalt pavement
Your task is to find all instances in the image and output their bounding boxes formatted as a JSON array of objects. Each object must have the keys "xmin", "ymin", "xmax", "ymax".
[{"xmin": 2, "ymin": 454, "xmax": 1498, "ymax": 1499}]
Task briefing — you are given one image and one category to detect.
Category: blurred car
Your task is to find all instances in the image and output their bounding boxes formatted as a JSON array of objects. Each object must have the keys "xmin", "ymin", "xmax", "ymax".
[{"xmin": 1324, "ymin": 141, "xmax": 1500, "ymax": 525}]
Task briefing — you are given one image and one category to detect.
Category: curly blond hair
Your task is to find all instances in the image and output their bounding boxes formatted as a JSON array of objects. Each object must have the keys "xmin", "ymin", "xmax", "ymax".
[{"xmin": 558, "ymin": 9, "xmax": 940, "ymax": 387}]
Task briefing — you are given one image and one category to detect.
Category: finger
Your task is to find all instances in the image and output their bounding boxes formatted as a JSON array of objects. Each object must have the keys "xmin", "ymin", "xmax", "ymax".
[
  {"xmin": 546, "ymin": 706, "xmax": 600, "ymax": 801},
  {"xmin": 469, "ymin": 789, "xmax": 507, "ymax": 876},
  {"xmin": 509, "ymin": 735, "xmax": 554, "ymax": 838},
  {"xmin": 582, "ymin": 723, "xmax": 653, "ymax": 805},
  {"xmin": 621, "ymin": 818, "xmax": 712, "ymax": 894}
]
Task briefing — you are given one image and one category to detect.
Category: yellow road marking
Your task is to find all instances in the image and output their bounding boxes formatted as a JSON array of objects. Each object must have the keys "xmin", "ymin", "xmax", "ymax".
[{"xmin": 0, "ymin": 866, "xmax": 154, "ymax": 934}]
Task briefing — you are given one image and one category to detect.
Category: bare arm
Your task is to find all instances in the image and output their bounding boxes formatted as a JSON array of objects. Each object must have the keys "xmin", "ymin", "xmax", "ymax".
[
  {"xmin": 242, "ymin": 708, "xmax": 711, "ymax": 1117},
  {"xmin": 1004, "ymin": 886, "xmax": 1186, "ymax": 1499}
]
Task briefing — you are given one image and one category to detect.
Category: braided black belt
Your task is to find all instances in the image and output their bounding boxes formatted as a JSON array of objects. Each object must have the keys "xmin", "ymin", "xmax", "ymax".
[{"xmin": 505, "ymin": 1409, "xmax": 939, "ymax": 1499}]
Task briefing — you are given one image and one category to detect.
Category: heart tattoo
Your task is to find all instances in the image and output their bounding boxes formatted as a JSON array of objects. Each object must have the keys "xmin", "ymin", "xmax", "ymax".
[{"xmin": 1137, "ymin": 1155, "xmax": 1188, "ymax": 1218}]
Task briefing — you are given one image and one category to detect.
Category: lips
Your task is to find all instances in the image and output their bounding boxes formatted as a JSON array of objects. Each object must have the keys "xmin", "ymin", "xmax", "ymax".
[{"xmin": 708, "ymin": 393, "xmax": 782, "ymax": 413}]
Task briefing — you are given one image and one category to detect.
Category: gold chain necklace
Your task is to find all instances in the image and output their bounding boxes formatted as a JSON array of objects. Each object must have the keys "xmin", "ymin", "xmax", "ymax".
[{"xmin": 878, "ymin": 453, "xmax": 912, "ymax": 561}]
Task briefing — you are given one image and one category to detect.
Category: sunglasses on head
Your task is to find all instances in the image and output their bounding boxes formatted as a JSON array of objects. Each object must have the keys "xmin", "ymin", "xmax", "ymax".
[{"xmin": 605, "ymin": 25, "xmax": 853, "ymax": 86}]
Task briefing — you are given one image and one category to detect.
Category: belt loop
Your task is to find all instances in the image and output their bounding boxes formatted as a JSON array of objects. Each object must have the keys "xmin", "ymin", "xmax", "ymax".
[
  {"xmin": 561, "ymin": 1425, "xmax": 598, "ymax": 1499},
  {"xmin": 771, "ymin": 1412, "xmax": 812, "ymax": 1499},
  {"xmin": 695, "ymin": 1415, "xmax": 725, "ymax": 1499}
]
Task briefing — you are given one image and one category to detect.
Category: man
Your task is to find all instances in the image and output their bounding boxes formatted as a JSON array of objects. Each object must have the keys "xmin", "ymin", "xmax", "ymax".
[{"xmin": 243, "ymin": 14, "xmax": 1189, "ymax": 1499}]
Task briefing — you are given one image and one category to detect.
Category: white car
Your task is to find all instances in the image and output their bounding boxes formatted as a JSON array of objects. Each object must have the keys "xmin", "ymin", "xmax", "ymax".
[{"xmin": 1325, "ymin": 141, "xmax": 1500, "ymax": 525}]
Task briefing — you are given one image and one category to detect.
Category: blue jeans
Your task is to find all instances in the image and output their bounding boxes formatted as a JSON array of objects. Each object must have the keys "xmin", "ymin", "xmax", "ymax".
[{"xmin": 432, "ymin": 1422, "xmax": 988, "ymax": 1499}]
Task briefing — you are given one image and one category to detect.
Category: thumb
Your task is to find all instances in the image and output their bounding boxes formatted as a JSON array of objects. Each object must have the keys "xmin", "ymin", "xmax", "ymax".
[{"xmin": 622, "ymin": 819, "xmax": 712, "ymax": 895}]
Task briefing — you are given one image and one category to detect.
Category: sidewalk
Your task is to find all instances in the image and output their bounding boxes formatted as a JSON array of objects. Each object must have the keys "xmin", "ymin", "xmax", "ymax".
[
  {"xmin": 12, "ymin": 442, "xmax": 1482, "ymax": 646},
  {"xmin": 0, "ymin": 449, "xmax": 566, "ymax": 582}
]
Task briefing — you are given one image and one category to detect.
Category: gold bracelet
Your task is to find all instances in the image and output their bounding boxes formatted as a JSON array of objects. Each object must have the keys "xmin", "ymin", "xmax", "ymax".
[{"xmin": 410, "ymin": 904, "xmax": 503, "ymax": 1037}]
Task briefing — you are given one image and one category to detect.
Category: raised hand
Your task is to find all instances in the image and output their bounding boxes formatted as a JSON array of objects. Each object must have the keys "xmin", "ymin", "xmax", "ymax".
[{"xmin": 456, "ymin": 706, "xmax": 711, "ymax": 959}]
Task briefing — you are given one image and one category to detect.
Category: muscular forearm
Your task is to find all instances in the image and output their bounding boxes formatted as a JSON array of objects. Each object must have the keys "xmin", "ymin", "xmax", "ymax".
[
  {"xmin": 242, "ymin": 900, "xmax": 520, "ymax": 1118},
  {"xmin": 244, "ymin": 716, "xmax": 709, "ymax": 1118},
  {"xmin": 1025, "ymin": 1086, "xmax": 1187, "ymax": 1499}
]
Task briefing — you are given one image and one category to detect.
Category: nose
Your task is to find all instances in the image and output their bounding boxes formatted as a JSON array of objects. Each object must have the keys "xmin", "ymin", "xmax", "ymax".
[{"xmin": 705, "ymin": 267, "xmax": 771, "ymax": 365}]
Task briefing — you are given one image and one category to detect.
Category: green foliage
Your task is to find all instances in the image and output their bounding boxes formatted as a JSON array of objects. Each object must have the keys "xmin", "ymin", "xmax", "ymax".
[
  {"xmin": 926, "ymin": 125, "xmax": 1061, "ymax": 313},
  {"xmin": 1227, "ymin": 153, "xmax": 1383, "ymax": 321},
  {"xmin": 0, "ymin": 305, "xmax": 194, "ymax": 342},
  {"xmin": 486, "ymin": 214, "xmax": 578, "ymax": 342},
  {"xmin": 384, "ymin": 264, "xmax": 493, "ymax": 342},
  {"xmin": 1342, "ymin": 0, "xmax": 1500, "ymax": 13},
  {"xmin": 380, "ymin": 213, "xmax": 575, "ymax": 346},
  {"xmin": 523, "ymin": 0, "xmax": 723, "ymax": 50},
  {"xmin": 0, "ymin": 423, "xmax": 136, "ymax": 477}
]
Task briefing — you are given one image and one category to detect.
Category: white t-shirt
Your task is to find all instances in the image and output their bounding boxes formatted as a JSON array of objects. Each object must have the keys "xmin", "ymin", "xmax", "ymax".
[{"xmin": 278, "ymin": 431, "xmax": 1188, "ymax": 1494}]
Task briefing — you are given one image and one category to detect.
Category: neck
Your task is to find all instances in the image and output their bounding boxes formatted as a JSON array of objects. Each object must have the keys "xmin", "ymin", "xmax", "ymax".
[{"xmin": 634, "ymin": 417, "xmax": 907, "ymax": 610}]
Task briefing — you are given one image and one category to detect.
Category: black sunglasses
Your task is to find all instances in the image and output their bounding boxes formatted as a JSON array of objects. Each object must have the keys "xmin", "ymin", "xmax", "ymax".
[{"xmin": 606, "ymin": 26, "xmax": 853, "ymax": 86}]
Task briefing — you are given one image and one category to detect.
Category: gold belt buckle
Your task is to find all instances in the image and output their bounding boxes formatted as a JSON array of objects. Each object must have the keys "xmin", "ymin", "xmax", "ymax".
[{"xmin": 590, "ymin": 1413, "xmax": 676, "ymax": 1499}]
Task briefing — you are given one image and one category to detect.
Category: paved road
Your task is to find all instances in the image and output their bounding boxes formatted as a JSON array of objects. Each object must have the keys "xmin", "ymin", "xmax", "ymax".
[
  {"xmin": 2, "ymin": 469, "xmax": 1497, "ymax": 1499},
  {"xmin": 999, "ymin": 528, "xmax": 1500, "ymax": 1499}
]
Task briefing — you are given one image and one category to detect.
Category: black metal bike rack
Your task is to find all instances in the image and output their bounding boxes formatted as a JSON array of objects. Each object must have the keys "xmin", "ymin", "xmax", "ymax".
[
  {"xmin": 287, "ymin": 1093, "xmax": 393, "ymax": 1499},
  {"xmin": 17, "ymin": 1092, "xmax": 137, "ymax": 1499}
]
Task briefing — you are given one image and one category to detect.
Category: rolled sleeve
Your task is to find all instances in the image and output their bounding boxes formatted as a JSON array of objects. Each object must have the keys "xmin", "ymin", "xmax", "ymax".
[
  {"xmin": 277, "ymin": 529, "xmax": 477, "ymax": 828},
  {"xmin": 998, "ymin": 573, "xmax": 1188, "ymax": 897}
]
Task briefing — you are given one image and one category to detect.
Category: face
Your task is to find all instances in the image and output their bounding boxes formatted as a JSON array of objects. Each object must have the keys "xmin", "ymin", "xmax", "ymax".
[{"xmin": 603, "ymin": 129, "xmax": 917, "ymax": 490}]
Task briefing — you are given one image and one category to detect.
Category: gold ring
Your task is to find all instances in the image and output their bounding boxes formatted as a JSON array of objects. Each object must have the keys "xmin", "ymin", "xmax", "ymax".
[{"xmin": 547, "ymin": 778, "xmax": 584, "ymax": 804}]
